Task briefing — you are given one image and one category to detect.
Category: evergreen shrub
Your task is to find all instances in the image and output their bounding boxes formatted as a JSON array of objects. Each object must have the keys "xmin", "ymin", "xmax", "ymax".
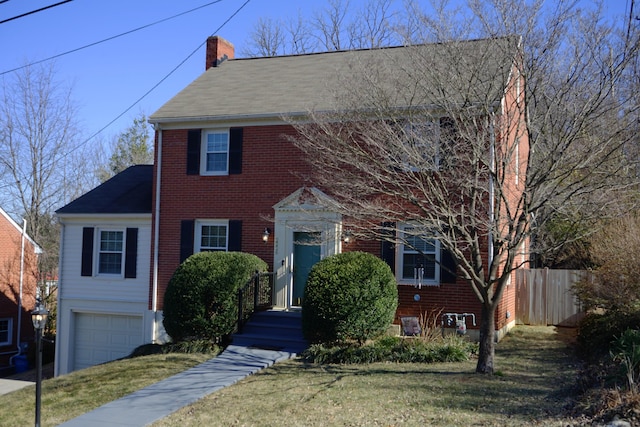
[
  {"xmin": 163, "ymin": 251, "xmax": 267, "ymax": 343},
  {"xmin": 302, "ymin": 251, "xmax": 398, "ymax": 345}
]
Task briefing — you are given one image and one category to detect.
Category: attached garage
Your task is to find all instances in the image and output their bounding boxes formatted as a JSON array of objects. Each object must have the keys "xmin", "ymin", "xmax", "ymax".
[{"xmin": 73, "ymin": 312, "xmax": 143, "ymax": 371}]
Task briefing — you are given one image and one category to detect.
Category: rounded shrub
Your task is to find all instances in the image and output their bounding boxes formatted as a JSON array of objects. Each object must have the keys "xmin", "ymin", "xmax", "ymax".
[
  {"xmin": 302, "ymin": 251, "xmax": 398, "ymax": 345},
  {"xmin": 163, "ymin": 251, "xmax": 267, "ymax": 343}
]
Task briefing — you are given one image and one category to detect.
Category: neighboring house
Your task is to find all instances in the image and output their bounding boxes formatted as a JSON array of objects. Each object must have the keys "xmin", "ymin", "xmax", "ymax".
[
  {"xmin": 0, "ymin": 207, "xmax": 40, "ymax": 370},
  {"xmin": 55, "ymin": 165, "xmax": 153, "ymax": 375},
  {"xmin": 55, "ymin": 35, "xmax": 526, "ymax": 374}
]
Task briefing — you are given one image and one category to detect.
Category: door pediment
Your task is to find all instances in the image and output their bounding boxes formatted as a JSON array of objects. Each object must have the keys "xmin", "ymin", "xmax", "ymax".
[{"xmin": 273, "ymin": 187, "xmax": 336, "ymax": 212}]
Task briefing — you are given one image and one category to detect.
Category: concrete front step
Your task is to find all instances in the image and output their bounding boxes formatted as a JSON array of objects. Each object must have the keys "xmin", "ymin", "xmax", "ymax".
[{"xmin": 232, "ymin": 310, "xmax": 308, "ymax": 354}]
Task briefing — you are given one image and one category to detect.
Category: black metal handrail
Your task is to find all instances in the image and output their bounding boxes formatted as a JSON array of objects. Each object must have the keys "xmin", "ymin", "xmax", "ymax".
[{"xmin": 237, "ymin": 271, "xmax": 275, "ymax": 333}]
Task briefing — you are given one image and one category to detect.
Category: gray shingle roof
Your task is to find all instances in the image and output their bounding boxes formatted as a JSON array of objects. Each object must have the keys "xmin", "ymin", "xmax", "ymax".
[
  {"xmin": 56, "ymin": 165, "xmax": 153, "ymax": 215},
  {"xmin": 150, "ymin": 36, "xmax": 519, "ymax": 123}
]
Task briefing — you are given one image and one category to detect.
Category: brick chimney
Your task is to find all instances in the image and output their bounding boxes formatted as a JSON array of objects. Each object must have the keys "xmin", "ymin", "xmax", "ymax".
[{"xmin": 206, "ymin": 36, "xmax": 234, "ymax": 70}]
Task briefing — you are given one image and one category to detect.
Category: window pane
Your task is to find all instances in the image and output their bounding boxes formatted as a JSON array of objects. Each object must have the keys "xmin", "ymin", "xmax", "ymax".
[
  {"xmin": 206, "ymin": 153, "xmax": 227, "ymax": 172},
  {"xmin": 402, "ymin": 254, "xmax": 436, "ymax": 280},
  {"xmin": 100, "ymin": 231, "xmax": 123, "ymax": 251},
  {"xmin": 207, "ymin": 133, "xmax": 228, "ymax": 151},
  {"xmin": 99, "ymin": 253, "xmax": 123, "ymax": 274},
  {"xmin": 201, "ymin": 225, "xmax": 227, "ymax": 250},
  {"xmin": 406, "ymin": 234, "xmax": 435, "ymax": 253},
  {"xmin": 0, "ymin": 320, "xmax": 8, "ymax": 343}
]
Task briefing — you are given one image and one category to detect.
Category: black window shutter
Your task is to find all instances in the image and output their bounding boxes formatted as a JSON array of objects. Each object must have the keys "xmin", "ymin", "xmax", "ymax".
[
  {"xmin": 180, "ymin": 220, "xmax": 195, "ymax": 263},
  {"xmin": 380, "ymin": 222, "xmax": 396, "ymax": 274},
  {"xmin": 81, "ymin": 227, "xmax": 94, "ymax": 277},
  {"xmin": 228, "ymin": 128, "xmax": 243, "ymax": 174},
  {"xmin": 440, "ymin": 247, "xmax": 457, "ymax": 283},
  {"xmin": 186, "ymin": 129, "xmax": 201, "ymax": 175},
  {"xmin": 228, "ymin": 220, "xmax": 242, "ymax": 251},
  {"xmin": 124, "ymin": 228, "xmax": 138, "ymax": 278}
]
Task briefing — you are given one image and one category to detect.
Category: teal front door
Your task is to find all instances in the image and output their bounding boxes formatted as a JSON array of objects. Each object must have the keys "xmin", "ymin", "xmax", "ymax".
[{"xmin": 292, "ymin": 232, "xmax": 321, "ymax": 306}]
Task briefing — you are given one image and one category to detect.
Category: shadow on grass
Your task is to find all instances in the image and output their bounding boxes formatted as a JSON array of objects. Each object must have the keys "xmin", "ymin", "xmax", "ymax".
[{"xmin": 244, "ymin": 325, "xmax": 579, "ymax": 423}]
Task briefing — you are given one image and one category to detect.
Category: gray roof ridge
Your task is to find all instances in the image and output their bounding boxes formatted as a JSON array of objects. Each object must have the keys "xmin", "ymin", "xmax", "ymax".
[{"xmin": 229, "ymin": 34, "xmax": 520, "ymax": 62}]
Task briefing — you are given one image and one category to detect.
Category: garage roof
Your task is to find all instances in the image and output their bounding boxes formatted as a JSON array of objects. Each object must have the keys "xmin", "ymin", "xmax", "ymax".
[{"xmin": 56, "ymin": 165, "xmax": 153, "ymax": 215}]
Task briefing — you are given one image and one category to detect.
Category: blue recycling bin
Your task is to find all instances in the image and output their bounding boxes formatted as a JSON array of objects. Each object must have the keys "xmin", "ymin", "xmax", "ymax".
[{"xmin": 13, "ymin": 354, "xmax": 29, "ymax": 373}]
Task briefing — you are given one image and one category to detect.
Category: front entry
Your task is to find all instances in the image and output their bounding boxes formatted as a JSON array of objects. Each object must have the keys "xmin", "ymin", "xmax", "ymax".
[{"xmin": 292, "ymin": 232, "xmax": 321, "ymax": 307}]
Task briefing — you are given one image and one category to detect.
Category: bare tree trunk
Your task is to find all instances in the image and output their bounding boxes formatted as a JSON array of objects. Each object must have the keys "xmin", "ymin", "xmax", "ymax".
[{"xmin": 476, "ymin": 303, "xmax": 496, "ymax": 374}]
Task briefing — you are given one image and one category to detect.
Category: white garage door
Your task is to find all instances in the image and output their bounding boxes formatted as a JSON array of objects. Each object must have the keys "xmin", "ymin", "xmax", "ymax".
[{"xmin": 74, "ymin": 313, "xmax": 143, "ymax": 371}]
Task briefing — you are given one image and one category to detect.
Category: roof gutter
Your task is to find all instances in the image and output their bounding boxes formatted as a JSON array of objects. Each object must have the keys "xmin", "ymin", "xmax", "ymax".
[
  {"xmin": 148, "ymin": 101, "xmax": 503, "ymax": 127},
  {"xmin": 147, "ymin": 111, "xmax": 307, "ymax": 126}
]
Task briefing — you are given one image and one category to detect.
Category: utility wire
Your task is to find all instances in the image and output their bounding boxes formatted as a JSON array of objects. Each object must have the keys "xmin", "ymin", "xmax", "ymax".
[
  {"xmin": 1, "ymin": 0, "xmax": 225, "ymax": 76},
  {"xmin": 68, "ymin": 0, "xmax": 251, "ymax": 156},
  {"xmin": 0, "ymin": 0, "xmax": 72, "ymax": 25}
]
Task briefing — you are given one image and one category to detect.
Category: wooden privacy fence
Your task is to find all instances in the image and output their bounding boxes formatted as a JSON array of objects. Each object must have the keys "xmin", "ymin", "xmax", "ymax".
[{"xmin": 515, "ymin": 269, "xmax": 587, "ymax": 327}]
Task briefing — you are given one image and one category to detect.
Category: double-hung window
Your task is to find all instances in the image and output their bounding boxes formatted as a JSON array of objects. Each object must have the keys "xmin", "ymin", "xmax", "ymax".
[
  {"xmin": 195, "ymin": 220, "xmax": 228, "ymax": 252},
  {"xmin": 0, "ymin": 318, "xmax": 12, "ymax": 346},
  {"xmin": 98, "ymin": 230, "xmax": 124, "ymax": 275},
  {"xmin": 398, "ymin": 225, "xmax": 440, "ymax": 286},
  {"xmin": 401, "ymin": 121, "xmax": 440, "ymax": 172},
  {"xmin": 202, "ymin": 131, "xmax": 229, "ymax": 175},
  {"xmin": 81, "ymin": 227, "xmax": 138, "ymax": 278}
]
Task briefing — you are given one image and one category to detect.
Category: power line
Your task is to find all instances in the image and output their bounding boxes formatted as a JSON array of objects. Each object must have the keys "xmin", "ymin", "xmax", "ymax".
[
  {"xmin": 0, "ymin": 0, "xmax": 72, "ymax": 25},
  {"xmin": 1, "ymin": 0, "xmax": 225, "ymax": 76},
  {"xmin": 68, "ymin": 0, "xmax": 252, "ymax": 156}
]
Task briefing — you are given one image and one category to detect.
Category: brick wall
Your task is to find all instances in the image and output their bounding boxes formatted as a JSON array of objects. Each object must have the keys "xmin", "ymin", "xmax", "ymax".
[
  {"xmin": 150, "ymin": 121, "xmax": 518, "ymax": 334},
  {"xmin": 151, "ymin": 125, "xmax": 308, "ymax": 309}
]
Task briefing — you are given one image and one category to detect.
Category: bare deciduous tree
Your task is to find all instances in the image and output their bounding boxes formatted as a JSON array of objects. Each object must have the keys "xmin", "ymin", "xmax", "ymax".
[
  {"xmin": 0, "ymin": 63, "xmax": 88, "ymax": 304},
  {"xmin": 573, "ymin": 214, "xmax": 640, "ymax": 312},
  {"xmin": 243, "ymin": 0, "xmax": 402, "ymax": 57},
  {"xmin": 288, "ymin": 0, "xmax": 640, "ymax": 374}
]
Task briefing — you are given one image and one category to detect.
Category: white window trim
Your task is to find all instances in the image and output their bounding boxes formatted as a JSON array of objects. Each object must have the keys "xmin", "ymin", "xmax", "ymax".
[
  {"xmin": 200, "ymin": 129, "xmax": 230, "ymax": 176},
  {"xmin": 396, "ymin": 224, "xmax": 441, "ymax": 287},
  {"xmin": 0, "ymin": 318, "xmax": 13, "ymax": 346},
  {"xmin": 194, "ymin": 219, "xmax": 229, "ymax": 253},
  {"xmin": 96, "ymin": 228, "xmax": 125, "ymax": 277}
]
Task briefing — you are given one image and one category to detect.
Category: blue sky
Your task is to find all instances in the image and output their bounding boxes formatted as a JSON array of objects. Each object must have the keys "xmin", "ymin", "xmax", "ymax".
[
  {"xmin": 0, "ymin": 0, "xmax": 631, "ymax": 145},
  {"xmin": 0, "ymin": 0, "xmax": 334, "ymax": 142}
]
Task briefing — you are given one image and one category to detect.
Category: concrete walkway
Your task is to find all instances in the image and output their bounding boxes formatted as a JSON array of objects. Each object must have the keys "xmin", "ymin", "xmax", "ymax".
[
  {"xmin": 58, "ymin": 345, "xmax": 297, "ymax": 427},
  {"xmin": 0, "ymin": 378, "xmax": 33, "ymax": 395}
]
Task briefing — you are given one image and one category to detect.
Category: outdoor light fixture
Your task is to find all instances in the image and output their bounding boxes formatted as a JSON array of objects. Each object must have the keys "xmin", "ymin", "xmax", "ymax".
[
  {"xmin": 262, "ymin": 228, "xmax": 270, "ymax": 243},
  {"xmin": 31, "ymin": 299, "xmax": 48, "ymax": 427},
  {"xmin": 342, "ymin": 230, "xmax": 352, "ymax": 244},
  {"xmin": 31, "ymin": 301, "xmax": 48, "ymax": 330}
]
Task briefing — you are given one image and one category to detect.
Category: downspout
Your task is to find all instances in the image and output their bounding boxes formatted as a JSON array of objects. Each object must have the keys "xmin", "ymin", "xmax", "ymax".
[
  {"xmin": 151, "ymin": 124, "xmax": 162, "ymax": 343},
  {"xmin": 17, "ymin": 218, "xmax": 26, "ymax": 351},
  {"xmin": 488, "ymin": 113, "xmax": 496, "ymax": 268},
  {"xmin": 54, "ymin": 220, "xmax": 64, "ymax": 377}
]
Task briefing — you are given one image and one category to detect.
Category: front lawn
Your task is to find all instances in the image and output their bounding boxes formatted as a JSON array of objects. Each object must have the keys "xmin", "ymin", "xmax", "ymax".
[
  {"xmin": 153, "ymin": 326, "xmax": 579, "ymax": 426},
  {"xmin": 0, "ymin": 326, "xmax": 582, "ymax": 427}
]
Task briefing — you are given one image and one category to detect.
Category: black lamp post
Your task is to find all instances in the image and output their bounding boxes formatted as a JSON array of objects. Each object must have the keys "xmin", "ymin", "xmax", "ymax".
[{"xmin": 31, "ymin": 299, "xmax": 48, "ymax": 427}]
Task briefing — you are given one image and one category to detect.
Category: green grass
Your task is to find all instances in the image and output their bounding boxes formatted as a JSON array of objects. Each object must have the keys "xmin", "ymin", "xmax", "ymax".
[
  {"xmin": 0, "ymin": 326, "xmax": 580, "ymax": 427},
  {"xmin": 0, "ymin": 353, "xmax": 213, "ymax": 427},
  {"xmin": 153, "ymin": 326, "xmax": 579, "ymax": 426}
]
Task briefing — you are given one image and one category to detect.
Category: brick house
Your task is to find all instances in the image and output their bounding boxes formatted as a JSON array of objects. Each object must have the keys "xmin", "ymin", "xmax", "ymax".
[
  {"xmin": 0, "ymin": 207, "xmax": 40, "ymax": 370},
  {"xmin": 148, "ymin": 36, "xmax": 525, "ymax": 338},
  {"xmin": 55, "ymin": 35, "xmax": 526, "ymax": 374}
]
